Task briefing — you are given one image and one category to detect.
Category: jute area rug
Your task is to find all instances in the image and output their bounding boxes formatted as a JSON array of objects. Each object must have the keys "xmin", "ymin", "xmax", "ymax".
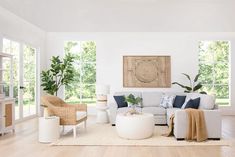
[{"xmin": 52, "ymin": 121, "xmax": 231, "ymax": 146}]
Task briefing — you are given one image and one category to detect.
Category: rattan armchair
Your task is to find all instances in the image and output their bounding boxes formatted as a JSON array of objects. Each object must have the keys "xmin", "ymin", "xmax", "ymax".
[{"xmin": 41, "ymin": 95, "xmax": 87, "ymax": 138}]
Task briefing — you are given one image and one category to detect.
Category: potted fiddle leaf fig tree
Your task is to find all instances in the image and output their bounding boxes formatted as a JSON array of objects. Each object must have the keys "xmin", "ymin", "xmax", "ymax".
[
  {"xmin": 41, "ymin": 53, "xmax": 75, "ymax": 96},
  {"xmin": 125, "ymin": 94, "xmax": 142, "ymax": 114}
]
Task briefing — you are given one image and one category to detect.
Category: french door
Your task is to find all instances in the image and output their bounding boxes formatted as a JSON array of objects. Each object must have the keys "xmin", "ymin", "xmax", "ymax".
[
  {"xmin": 21, "ymin": 45, "xmax": 37, "ymax": 118},
  {"xmin": 2, "ymin": 38, "xmax": 38, "ymax": 121}
]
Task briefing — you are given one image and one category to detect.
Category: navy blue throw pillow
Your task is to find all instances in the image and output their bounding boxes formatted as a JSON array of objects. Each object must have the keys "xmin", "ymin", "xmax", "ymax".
[
  {"xmin": 173, "ymin": 95, "xmax": 186, "ymax": 108},
  {"xmin": 113, "ymin": 95, "xmax": 128, "ymax": 108},
  {"xmin": 185, "ymin": 97, "xmax": 201, "ymax": 109}
]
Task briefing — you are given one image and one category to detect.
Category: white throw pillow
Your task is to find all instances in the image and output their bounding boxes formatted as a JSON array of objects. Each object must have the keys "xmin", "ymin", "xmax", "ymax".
[
  {"xmin": 160, "ymin": 95, "xmax": 175, "ymax": 108},
  {"xmin": 198, "ymin": 94, "xmax": 215, "ymax": 110},
  {"xmin": 181, "ymin": 93, "xmax": 215, "ymax": 109}
]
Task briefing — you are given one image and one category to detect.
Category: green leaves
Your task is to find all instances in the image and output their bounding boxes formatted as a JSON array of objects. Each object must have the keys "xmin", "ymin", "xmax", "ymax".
[
  {"xmin": 194, "ymin": 74, "xmax": 200, "ymax": 82},
  {"xmin": 63, "ymin": 41, "xmax": 96, "ymax": 101},
  {"xmin": 193, "ymin": 83, "xmax": 202, "ymax": 91},
  {"xmin": 172, "ymin": 82, "xmax": 192, "ymax": 91},
  {"xmin": 41, "ymin": 70, "xmax": 57, "ymax": 95},
  {"xmin": 125, "ymin": 94, "xmax": 143, "ymax": 105},
  {"xmin": 41, "ymin": 53, "xmax": 75, "ymax": 95},
  {"xmin": 182, "ymin": 73, "xmax": 191, "ymax": 82},
  {"xmin": 172, "ymin": 73, "xmax": 206, "ymax": 94}
]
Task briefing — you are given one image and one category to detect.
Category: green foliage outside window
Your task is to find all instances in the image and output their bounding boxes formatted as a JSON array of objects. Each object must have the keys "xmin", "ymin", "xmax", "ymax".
[
  {"xmin": 64, "ymin": 41, "xmax": 96, "ymax": 105},
  {"xmin": 199, "ymin": 41, "xmax": 230, "ymax": 106}
]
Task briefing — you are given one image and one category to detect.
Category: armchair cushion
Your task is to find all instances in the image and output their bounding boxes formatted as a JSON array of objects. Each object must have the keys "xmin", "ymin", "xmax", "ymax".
[{"xmin": 76, "ymin": 111, "xmax": 87, "ymax": 121}]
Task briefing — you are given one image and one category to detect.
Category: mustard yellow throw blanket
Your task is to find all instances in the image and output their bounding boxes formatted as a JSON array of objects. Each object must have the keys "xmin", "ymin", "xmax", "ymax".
[{"xmin": 166, "ymin": 108, "xmax": 208, "ymax": 142}]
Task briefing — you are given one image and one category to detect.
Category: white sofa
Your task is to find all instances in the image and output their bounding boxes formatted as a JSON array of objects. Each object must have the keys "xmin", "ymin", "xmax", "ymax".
[{"xmin": 109, "ymin": 91, "xmax": 222, "ymax": 140}]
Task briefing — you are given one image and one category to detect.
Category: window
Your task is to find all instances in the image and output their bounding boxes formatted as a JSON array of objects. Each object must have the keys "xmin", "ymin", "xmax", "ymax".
[
  {"xmin": 198, "ymin": 41, "xmax": 230, "ymax": 106},
  {"xmin": 64, "ymin": 41, "xmax": 96, "ymax": 105}
]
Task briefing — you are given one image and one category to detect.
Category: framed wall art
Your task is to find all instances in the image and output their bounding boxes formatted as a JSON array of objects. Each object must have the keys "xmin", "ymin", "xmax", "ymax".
[{"xmin": 123, "ymin": 56, "xmax": 171, "ymax": 88}]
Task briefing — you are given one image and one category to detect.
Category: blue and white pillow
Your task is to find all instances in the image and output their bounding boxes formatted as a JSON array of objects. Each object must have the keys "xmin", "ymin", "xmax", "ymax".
[{"xmin": 160, "ymin": 95, "xmax": 175, "ymax": 108}]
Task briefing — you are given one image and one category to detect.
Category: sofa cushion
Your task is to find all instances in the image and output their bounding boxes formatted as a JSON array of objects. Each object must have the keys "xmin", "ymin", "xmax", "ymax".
[
  {"xmin": 164, "ymin": 92, "xmax": 185, "ymax": 96},
  {"xmin": 160, "ymin": 95, "xmax": 175, "ymax": 108},
  {"xmin": 198, "ymin": 94, "xmax": 215, "ymax": 110},
  {"xmin": 142, "ymin": 107, "xmax": 166, "ymax": 115},
  {"xmin": 184, "ymin": 93, "xmax": 215, "ymax": 110},
  {"xmin": 113, "ymin": 95, "xmax": 128, "ymax": 108},
  {"xmin": 184, "ymin": 97, "xmax": 201, "ymax": 109},
  {"xmin": 142, "ymin": 92, "xmax": 163, "ymax": 107},
  {"xmin": 173, "ymin": 95, "xmax": 186, "ymax": 108}
]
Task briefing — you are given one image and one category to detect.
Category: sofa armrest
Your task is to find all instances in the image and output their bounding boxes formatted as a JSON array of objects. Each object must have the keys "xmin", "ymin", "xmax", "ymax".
[
  {"xmin": 174, "ymin": 109, "xmax": 222, "ymax": 139},
  {"xmin": 109, "ymin": 102, "xmax": 118, "ymax": 125}
]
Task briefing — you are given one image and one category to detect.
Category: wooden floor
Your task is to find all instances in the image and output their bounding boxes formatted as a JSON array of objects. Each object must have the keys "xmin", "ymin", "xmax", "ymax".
[{"xmin": 0, "ymin": 116, "xmax": 235, "ymax": 157}]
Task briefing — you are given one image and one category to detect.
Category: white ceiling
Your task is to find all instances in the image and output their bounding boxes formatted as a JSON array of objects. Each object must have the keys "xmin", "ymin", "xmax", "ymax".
[{"xmin": 0, "ymin": 0, "xmax": 235, "ymax": 32}]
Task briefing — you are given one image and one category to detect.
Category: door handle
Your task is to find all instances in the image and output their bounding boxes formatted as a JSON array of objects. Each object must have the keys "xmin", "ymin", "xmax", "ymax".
[{"xmin": 20, "ymin": 86, "xmax": 25, "ymax": 89}]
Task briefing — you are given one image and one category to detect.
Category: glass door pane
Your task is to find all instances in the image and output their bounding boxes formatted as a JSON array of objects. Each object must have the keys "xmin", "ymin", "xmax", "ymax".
[
  {"xmin": 2, "ymin": 38, "xmax": 38, "ymax": 120},
  {"xmin": 22, "ymin": 45, "xmax": 36, "ymax": 117},
  {"xmin": 2, "ymin": 39, "xmax": 20, "ymax": 120}
]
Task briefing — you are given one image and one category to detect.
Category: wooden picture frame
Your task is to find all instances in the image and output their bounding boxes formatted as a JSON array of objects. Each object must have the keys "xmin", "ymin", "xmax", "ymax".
[{"xmin": 123, "ymin": 56, "xmax": 171, "ymax": 88}]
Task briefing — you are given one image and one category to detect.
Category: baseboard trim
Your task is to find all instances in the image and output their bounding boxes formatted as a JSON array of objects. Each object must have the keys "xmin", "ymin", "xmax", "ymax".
[
  {"xmin": 176, "ymin": 138, "xmax": 220, "ymax": 141},
  {"xmin": 155, "ymin": 124, "xmax": 167, "ymax": 126},
  {"xmin": 113, "ymin": 124, "xmax": 167, "ymax": 126},
  {"xmin": 176, "ymin": 138, "xmax": 184, "ymax": 141}
]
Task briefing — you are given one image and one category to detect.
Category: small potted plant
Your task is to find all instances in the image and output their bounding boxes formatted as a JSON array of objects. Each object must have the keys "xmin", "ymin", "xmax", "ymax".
[{"xmin": 125, "ymin": 94, "xmax": 142, "ymax": 115}]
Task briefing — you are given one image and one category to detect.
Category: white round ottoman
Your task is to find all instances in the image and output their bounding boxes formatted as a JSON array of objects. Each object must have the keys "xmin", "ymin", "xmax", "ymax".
[{"xmin": 116, "ymin": 113, "xmax": 154, "ymax": 140}]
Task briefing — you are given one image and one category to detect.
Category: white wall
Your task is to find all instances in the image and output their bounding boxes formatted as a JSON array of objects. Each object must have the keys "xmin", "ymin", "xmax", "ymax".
[
  {"xmin": 0, "ymin": 6, "xmax": 46, "ymax": 116},
  {"xmin": 0, "ymin": 6, "xmax": 46, "ymax": 57},
  {"xmin": 46, "ymin": 32, "xmax": 235, "ymax": 115},
  {"xmin": 1, "ymin": 3, "xmax": 235, "ymax": 116}
]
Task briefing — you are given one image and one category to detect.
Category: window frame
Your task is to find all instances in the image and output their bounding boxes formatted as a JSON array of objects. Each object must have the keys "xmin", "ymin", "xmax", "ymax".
[
  {"xmin": 198, "ymin": 40, "xmax": 231, "ymax": 106},
  {"xmin": 64, "ymin": 41, "xmax": 96, "ymax": 105}
]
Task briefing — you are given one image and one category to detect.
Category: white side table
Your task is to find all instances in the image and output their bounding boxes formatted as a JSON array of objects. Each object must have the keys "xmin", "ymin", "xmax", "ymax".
[
  {"xmin": 38, "ymin": 116, "xmax": 60, "ymax": 143},
  {"xmin": 96, "ymin": 105, "xmax": 109, "ymax": 123}
]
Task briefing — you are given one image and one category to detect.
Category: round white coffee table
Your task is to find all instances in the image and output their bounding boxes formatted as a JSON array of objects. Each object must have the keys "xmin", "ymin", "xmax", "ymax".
[{"xmin": 116, "ymin": 113, "xmax": 154, "ymax": 140}]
